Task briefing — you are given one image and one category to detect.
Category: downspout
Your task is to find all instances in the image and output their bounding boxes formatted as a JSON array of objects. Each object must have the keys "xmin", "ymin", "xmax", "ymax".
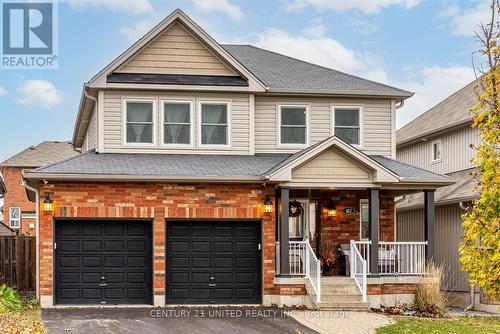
[
  {"xmin": 395, "ymin": 100, "xmax": 405, "ymax": 109},
  {"xmin": 22, "ymin": 178, "xmax": 39, "ymax": 299},
  {"xmin": 83, "ymin": 88, "xmax": 98, "ymax": 152},
  {"xmin": 460, "ymin": 201, "xmax": 475, "ymax": 312}
]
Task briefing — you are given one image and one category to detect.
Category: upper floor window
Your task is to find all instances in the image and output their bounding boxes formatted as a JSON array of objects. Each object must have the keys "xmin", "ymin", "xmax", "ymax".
[
  {"xmin": 125, "ymin": 100, "xmax": 155, "ymax": 144},
  {"xmin": 432, "ymin": 140, "xmax": 441, "ymax": 163},
  {"xmin": 9, "ymin": 207, "xmax": 20, "ymax": 228},
  {"xmin": 332, "ymin": 106, "xmax": 362, "ymax": 146},
  {"xmin": 279, "ymin": 105, "xmax": 308, "ymax": 146},
  {"xmin": 200, "ymin": 101, "xmax": 230, "ymax": 146},
  {"xmin": 162, "ymin": 101, "xmax": 193, "ymax": 146}
]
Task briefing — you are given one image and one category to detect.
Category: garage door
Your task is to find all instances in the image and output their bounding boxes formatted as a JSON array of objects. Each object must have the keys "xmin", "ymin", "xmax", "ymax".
[
  {"xmin": 167, "ymin": 220, "xmax": 261, "ymax": 304},
  {"xmin": 55, "ymin": 220, "xmax": 152, "ymax": 305}
]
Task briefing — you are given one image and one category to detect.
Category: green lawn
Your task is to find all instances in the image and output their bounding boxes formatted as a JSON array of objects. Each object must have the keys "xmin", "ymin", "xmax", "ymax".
[{"xmin": 377, "ymin": 316, "xmax": 500, "ymax": 334}]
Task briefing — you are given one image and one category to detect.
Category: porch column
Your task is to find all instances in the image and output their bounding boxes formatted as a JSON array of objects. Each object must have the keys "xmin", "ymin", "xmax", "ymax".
[
  {"xmin": 368, "ymin": 188, "xmax": 379, "ymax": 275},
  {"xmin": 279, "ymin": 187, "xmax": 291, "ymax": 276},
  {"xmin": 424, "ymin": 189, "xmax": 435, "ymax": 262}
]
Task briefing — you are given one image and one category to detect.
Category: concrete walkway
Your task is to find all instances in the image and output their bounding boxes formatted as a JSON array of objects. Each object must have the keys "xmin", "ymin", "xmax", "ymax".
[{"xmin": 290, "ymin": 310, "xmax": 392, "ymax": 334}]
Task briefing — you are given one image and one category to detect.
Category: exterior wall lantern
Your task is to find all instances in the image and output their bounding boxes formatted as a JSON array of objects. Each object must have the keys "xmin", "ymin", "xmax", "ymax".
[
  {"xmin": 43, "ymin": 192, "xmax": 54, "ymax": 213},
  {"xmin": 327, "ymin": 200, "xmax": 337, "ymax": 217},
  {"xmin": 263, "ymin": 195, "xmax": 273, "ymax": 214}
]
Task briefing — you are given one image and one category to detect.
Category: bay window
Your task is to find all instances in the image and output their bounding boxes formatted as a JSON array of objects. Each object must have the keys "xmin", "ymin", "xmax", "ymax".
[
  {"xmin": 163, "ymin": 101, "xmax": 192, "ymax": 145},
  {"xmin": 125, "ymin": 100, "xmax": 155, "ymax": 144},
  {"xmin": 200, "ymin": 102, "xmax": 229, "ymax": 146}
]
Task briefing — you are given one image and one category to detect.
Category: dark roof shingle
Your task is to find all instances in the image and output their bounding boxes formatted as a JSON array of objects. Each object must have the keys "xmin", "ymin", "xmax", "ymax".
[
  {"xmin": 397, "ymin": 168, "xmax": 479, "ymax": 210},
  {"xmin": 1, "ymin": 141, "xmax": 79, "ymax": 167},
  {"xmin": 223, "ymin": 45, "xmax": 413, "ymax": 97}
]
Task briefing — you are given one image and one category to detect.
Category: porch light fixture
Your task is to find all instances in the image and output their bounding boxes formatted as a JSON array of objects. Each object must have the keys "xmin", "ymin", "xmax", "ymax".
[
  {"xmin": 263, "ymin": 195, "xmax": 273, "ymax": 214},
  {"xmin": 43, "ymin": 192, "xmax": 54, "ymax": 213},
  {"xmin": 327, "ymin": 200, "xmax": 336, "ymax": 217}
]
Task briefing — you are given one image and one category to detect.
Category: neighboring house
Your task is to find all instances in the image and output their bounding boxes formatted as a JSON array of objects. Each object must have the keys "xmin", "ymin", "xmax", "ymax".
[
  {"xmin": 0, "ymin": 141, "xmax": 79, "ymax": 235},
  {"xmin": 395, "ymin": 78, "xmax": 498, "ymax": 312},
  {"xmin": 23, "ymin": 9, "xmax": 452, "ymax": 309},
  {"xmin": 0, "ymin": 175, "xmax": 14, "ymax": 236}
]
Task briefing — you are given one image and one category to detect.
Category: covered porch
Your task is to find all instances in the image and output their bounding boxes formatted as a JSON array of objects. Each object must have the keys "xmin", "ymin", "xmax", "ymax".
[{"xmin": 264, "ymin": 137, "xmax": 452, "ymax": 307}]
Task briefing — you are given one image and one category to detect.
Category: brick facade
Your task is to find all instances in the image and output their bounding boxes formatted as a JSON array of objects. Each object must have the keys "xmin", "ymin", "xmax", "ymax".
[
  {"xmin": 38, "ymin": 182, "xmax": 277, "ymax": 300},
  {"xmin": 37, "ymin": 182, "xmax": 396, "ymax": 305},
  {"xmin": 368, "ymin": 283, "xmax": 417, "ymax": 295},
  {"xmin": 1, "ymin": 166, "xmax": 37, "ymax": 235}
]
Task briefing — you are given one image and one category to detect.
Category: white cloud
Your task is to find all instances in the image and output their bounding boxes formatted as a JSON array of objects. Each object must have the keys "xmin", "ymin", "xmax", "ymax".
[
  {"xmin": 302, "ymin": 18, "xmax": 327, "ymax": 37},
  {"xmin": 63, "ymin": 0, "xmax": 153, "ymax": 14},
  {"xmin": 254, "ymin": 28, "xmax": 367, "ymax": 72},
  {"xmin": 345, "ymin": 16, "xmax": 378, "ymax": 34},
  {"xmin": 17, "ymin": 80, "xmax": 63, "ymax": 108},
  {"xmin": 440, "ymin": 2, "xmax": 491, "ymax": 36},
  {"xmin": 191, "ymin": 0, "xmax": 244, "ymax": 21},
  {"xmin": 283, "ymin": 0, "xmax": 421, "ymax": 14},
  {"xmin": 120, "ymin": 20, "xmax": 156, "ymax": 42},
  {"xmin": 396, "ymin": 66, "xmax": 476, "ymax": 127},
  {"xmin": 0, "ymin": 86, "xmax": 7, "ymax": 96},
  {"xmin": 438, "ymin": 4, "xmax": 460, "ymax": 18}
]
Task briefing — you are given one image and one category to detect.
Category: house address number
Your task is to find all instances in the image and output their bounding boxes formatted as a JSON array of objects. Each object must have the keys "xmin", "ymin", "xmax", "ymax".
[{"xmin": 342, "ymin": 207, "xmax": 356, "ymax": 215}]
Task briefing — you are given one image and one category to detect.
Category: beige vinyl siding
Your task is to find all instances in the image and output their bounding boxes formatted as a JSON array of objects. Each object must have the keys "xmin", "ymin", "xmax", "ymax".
[
  {"xmin": 117, "ymin": 22, "xmax": 236, "ymax": 76},
  {"xmin": 254, "ymin": 96, "xmax": 393, "ymax": 157},
  {"xmin": 397, "ymin": 126, "xmax": 479, "ymax": 174},
  {"xmin": 397, "ymin": 204, "xmax": 469, "ymax": 291},
  {"xmin": 292, "ymin": 148, "xmax": 371, "ymax": 181},
  {"xmin": 102, "ymin": 90, "xmax": 250, "ymax": 154},
  {"xmin": 82, "ymin": 108, "xmax": 97, "ymax": 152}
]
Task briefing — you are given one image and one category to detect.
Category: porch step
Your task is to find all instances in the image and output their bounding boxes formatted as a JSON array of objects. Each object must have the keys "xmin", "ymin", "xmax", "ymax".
[
  {"xmin": 321, "ymin": 286, "xmax": 360, "ymax": 294},
  {"xmin": 315, "ymin": 301, "xmax": 371, "ymax": 311},
  {"xmin": 320, "ymin": 294, "xmax": 364, "ymax": 303}
]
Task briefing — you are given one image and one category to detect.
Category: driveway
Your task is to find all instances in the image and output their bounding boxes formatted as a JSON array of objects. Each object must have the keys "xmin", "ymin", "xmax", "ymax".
[{"xmin": 42, "ymin": 307, "xmax": 318, "ymax": 334}]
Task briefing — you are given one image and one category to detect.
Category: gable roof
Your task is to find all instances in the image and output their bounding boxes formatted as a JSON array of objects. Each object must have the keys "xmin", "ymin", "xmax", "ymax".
[
  {"xmin": 223, "ymin": 45, "xmax": 413, "ymax": 98},
  {"xmin": 1, "ymin": 141, "xmax": 79, "ymax": 167},
  {"xmin": 86, "ymin": 9, "xmax": 265, "ymax": 91},
  {"xmin": 397, "ymin": 77, "xmax": 479, "ymax": 146}
]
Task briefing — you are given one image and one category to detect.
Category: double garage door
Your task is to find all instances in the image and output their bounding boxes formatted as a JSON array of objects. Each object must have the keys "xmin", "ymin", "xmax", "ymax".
[{"xmin": 55, "ymin": 219, "xmax": 261, "ymax": 305}]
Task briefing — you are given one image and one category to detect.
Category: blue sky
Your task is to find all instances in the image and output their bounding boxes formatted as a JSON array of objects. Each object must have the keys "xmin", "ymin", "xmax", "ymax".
[{"xmin": 0, "ymin": 0, "xmax": 490, "ymax": 161}]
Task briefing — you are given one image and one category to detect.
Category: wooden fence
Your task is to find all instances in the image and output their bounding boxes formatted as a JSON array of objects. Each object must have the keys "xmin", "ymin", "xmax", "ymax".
[{"xmin": 0, "ymin": 236, "xmax": 36, "ymax": 291}]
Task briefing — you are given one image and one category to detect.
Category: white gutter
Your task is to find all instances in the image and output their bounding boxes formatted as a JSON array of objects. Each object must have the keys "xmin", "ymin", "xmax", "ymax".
[
  {"xmin": 23, "ymin": 172, "xmax": 265, "ymax": 182},
  {"xmin": 22, "ymin": 179, "xmax": 39, "ymax": 300}
]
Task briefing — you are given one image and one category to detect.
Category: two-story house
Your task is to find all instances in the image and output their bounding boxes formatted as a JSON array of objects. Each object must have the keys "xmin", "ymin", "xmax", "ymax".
[
  {"xmin": 0, "ymin": 141, "xmax": 78, "ymax": 235},
  {"xmin": 23, "ymin": 9, "xmax": 452, "ymax": 309},
  {"xmin": 396, "ymin": 78, "xmax": 498, "ymax": 313}
]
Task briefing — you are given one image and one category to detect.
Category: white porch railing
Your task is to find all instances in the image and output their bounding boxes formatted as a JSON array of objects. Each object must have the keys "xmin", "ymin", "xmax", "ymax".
[
  {"xmin": 351, "ymin": 240, "xmax": 428, "ymax": 275},
  {"xmin": 275, "ymin": 241, "xmax": 321, "ymax": 303},
  {"xmin": 350, "ymin": 240, "xmax": 368, "ymax": 302}
]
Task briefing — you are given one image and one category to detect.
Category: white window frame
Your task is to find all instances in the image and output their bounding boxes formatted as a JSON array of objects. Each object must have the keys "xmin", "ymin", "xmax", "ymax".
[
  {"xmin": 331, "ymin": 104, "xmax": 364, "ymax": 148},
  {"xmin": 431, "ymin": 140, "xmax": 442, "ymax": 164},
  {"xmin": 122, "ymin": 98, "xmax": 157, "ymax": 147},
  {"xmin": 198, "ymin": 100, "xmax": 231, "ymax": 149},
  {"xmin": 160, "ymin": 99, "xmax": 194, "ymax": 148},
  {"xmin": 359, "ymin": 199, "xmax": 369, "ymax": 240},
  {"xmin": 277, "ymin": 104, "xmax": 309, "ymax": 148},
  {"xmin": 9, "ymin": 207, "xmax": 20, "ymax": 229}
]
